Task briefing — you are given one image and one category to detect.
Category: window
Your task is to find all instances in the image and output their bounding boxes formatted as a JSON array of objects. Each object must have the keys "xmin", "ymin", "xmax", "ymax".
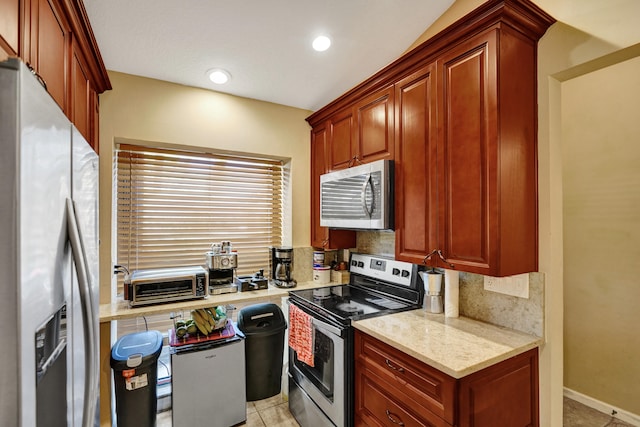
[{"xmin": 114, "ymin": 143, "xmax": 285, "ymax": 297}]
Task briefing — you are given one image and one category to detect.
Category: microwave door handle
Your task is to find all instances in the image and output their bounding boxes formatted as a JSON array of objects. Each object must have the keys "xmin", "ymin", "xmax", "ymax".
[
  {"xmin": 66, "ymin": 199, "xmax": 98, "ymax": 427},
  {"xmin": 361, "ymin": 174, "xmax": 374, "ymax": 217}
]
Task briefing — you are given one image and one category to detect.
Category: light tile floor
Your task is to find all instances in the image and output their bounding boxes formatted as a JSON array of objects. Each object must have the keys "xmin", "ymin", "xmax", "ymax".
[
  {"xmin": 564, "ymin": 397, "xmax": 635, "ymax": 427},
  {"xmin": 160, "ymin": 393, "xmax": 635, "ymax": 426},
  {"xmin": 156, "ymin": 393, "xmax": 299, "ymax": 427}
]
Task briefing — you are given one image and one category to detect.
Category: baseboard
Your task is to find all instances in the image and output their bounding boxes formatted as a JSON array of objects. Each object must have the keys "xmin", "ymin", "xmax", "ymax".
[{"xmin": 564, "ymin": 387, "xmax": 640, "ymax": 426}]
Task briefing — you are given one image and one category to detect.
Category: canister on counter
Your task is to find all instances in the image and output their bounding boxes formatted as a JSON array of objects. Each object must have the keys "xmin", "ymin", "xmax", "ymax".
[
  {"xmin": 313, "ymin": 251, "xmax": 325, "ymax": 267},
  {"xmin": 312, "ymin": 266, "xmax": 330, "ymax": 284}
]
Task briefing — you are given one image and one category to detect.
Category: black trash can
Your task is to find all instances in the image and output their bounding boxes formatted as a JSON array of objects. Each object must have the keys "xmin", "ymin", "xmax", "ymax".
[
  {"xmin": 110, "ymin": 330, "xmax": 163, "ymax": 427},
  {"xmin": 237, "ymin": 303, "xmax": 287, "ymax": 401}
]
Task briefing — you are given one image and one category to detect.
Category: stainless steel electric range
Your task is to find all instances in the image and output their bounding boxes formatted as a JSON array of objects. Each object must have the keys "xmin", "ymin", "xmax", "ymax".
[{"xmin": 287, "ymin": 253, "xmax": 424, "ymax": 427}]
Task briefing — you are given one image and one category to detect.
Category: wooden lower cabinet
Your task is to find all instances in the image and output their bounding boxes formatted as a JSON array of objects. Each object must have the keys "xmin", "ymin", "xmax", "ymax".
[{"xmin": 355, "ymin": 330, "xmax": 539, "ymax": 427}]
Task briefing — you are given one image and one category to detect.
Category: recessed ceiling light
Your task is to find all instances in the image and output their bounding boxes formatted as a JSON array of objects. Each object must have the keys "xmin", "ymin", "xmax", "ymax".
[
  {"xmin": 207, "ymin": 69, "xmax": 231, "ymax": 84},
  {"xmin": 312, "ymin": 36, "xmax": 331, "ymax": 52}
]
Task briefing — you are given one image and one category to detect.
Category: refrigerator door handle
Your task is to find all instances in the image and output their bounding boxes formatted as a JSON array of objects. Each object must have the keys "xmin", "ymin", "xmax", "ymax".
[{"xmin": 66, "ymin": 198, "xmax": 98, "ymax": 427}]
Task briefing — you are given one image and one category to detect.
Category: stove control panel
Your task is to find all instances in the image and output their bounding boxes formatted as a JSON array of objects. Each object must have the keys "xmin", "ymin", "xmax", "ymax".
[{"xmin": 349, "ymin": 253, "xmax": 415, "ymax": 288}]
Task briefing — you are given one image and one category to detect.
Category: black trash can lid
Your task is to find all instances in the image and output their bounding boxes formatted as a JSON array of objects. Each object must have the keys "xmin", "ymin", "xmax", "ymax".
[
  {"xmin": 110, "ymin": 330, "xmax": 163, "ymax": 370},
  {"xmin": 237, "ymin": 303, "xmax": 287, "ymax": 335}
]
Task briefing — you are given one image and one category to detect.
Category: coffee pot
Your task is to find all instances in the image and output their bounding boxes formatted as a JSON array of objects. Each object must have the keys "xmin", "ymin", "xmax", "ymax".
[
  {"xmin": 271, "ymin": 247, "xmax": 297, "ymax": 288},
  {"xmin": 418, "ymin": 269, "xmax": 444, "ymax": 313}
]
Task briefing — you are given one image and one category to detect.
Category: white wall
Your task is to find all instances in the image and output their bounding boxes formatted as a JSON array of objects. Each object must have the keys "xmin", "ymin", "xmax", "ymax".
[{"xmin": 561, "ymin": 55, "xmax": 640, "ymax": 415}]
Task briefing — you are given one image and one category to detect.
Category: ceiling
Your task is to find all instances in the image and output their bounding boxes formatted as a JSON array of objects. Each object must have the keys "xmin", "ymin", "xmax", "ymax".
[{"xmin": 83, "ymin": 0, "xmax": 454, "ymax": 112}]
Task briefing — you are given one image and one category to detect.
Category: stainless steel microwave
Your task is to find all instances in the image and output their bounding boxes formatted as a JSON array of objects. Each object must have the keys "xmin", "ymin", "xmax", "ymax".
[{"xmin": 319, "ymin": 159, "xmax": 393, "ymax": 230}]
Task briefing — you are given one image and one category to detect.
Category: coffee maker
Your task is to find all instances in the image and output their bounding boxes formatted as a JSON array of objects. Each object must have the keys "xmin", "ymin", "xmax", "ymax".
[
  {"xmin": 270, "ymin": 247, "xmax": 297, "ymax": 288},
  {"xmin": 205, "ymin": 241, "xmax": 238, "ymax": 294}
]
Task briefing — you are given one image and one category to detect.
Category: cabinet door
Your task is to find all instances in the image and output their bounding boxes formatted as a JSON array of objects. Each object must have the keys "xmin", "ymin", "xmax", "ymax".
[
  {"xmin": 0, "ymin": 0, "xmax": 19, "ymax": 56},
  {"xmin": 311, "ymin": 125, "xmax": 329, "ymax": 248},
  {"xmin": 355, "ymin": 85, "xmax": 394, "ymax": 163},
  {"xmin": 91, "ymin": 89, "xmax": 99, "ymax": 153},
  {"xmin": 71, "ymin": 37, "xmax": 101, "ymax": 152},
  {"xmin": 458, "ymin": 348, "xmax": 539, "ymax": 427},
  {"xmin": 71, "ymin": 39, "xmax": 90, "ymax": 141},
  {"xmin": 329, "ymin": 107, "xmax": 356, "ymax": 170},
  {"xmin": 394, "ymin": 64, "xmax": 438, "ymax": 265},
  {"xmin": 310, "ymin": 124, "xmax": 356, "ymax": 249},
  {"xmin": 436, "ymin": 30, "xmax": 498, "ymax": 272},
  {"xmin": 30, "ymin": 0, "xmax": 70, "ymax": 110}
]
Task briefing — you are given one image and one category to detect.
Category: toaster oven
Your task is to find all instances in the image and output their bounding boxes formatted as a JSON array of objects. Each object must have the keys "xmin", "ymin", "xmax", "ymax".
[{"xmin": 124, "ymin": 266, "xmax": 208, "ymax": 306}]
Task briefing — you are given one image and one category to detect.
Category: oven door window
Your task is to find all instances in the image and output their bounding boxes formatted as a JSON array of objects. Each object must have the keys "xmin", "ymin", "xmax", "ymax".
[{"xmin": 292, "ymin": 326, "xmax": 335, "ymax": 401}]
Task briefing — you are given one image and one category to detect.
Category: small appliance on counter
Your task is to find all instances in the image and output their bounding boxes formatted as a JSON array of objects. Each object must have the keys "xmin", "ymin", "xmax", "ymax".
[
  {"xmin": 236, "ymin": 270, "xmax": 269, "ymax": 292},
  {"xmin": 124, "ymin": 266, "xmax": 208, "ymax": 306},
  {"xmin": 270, "ymin": 247, "xmax": 297, "ymax": 288},
  {"xmin": 418, "ymin": 268, "xmax": 444, "ymax": 314},
  {"xmin": 205, "ymin": 241, "xmax": 238, "ymax": 294}
]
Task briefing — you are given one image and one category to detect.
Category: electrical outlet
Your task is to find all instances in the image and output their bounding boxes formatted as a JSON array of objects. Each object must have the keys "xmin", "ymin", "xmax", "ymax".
[{"xmin": 483, "ymin": 274, "xmax": 529, "ymax": 298}]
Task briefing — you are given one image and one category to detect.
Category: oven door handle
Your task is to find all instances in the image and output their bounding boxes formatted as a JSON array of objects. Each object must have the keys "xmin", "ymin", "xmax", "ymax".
[
  {"xmin": 311, "ymin": 316, "xmax": 342, "ymax": 338},
  {"xmin": 289, "ymin": 300, "xmax": 346, "ymax": 338}
]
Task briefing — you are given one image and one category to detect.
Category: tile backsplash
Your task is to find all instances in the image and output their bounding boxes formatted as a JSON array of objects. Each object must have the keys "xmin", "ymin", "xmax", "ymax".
[
  {"xmin": 300, "ymin": 230, "xmax": 545, "ymax": 338},
  {"xmin": 459, "ymin": 271, "xmax": 544, "ymax": 337}
]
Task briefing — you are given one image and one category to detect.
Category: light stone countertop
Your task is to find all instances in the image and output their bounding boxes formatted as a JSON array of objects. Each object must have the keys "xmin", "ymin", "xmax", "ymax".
[
  {"xmin": 99, "ymin": 280, "xmax": 336, "ymax": 322},
  {"xmin": 353, "ymin": 309, "xmax": 543, "ymax": 379}
]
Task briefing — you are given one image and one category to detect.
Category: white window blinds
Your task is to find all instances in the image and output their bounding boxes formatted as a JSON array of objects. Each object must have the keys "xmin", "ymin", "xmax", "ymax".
[{"xmin": 114, "ymin": 144, "xmax": 284, "ymax": 293}]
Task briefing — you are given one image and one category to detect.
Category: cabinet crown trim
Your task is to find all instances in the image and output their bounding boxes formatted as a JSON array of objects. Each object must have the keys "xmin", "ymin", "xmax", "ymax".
[{"xmin": 305, "ymin": 0, "xmax": 555, "ymax": 126}]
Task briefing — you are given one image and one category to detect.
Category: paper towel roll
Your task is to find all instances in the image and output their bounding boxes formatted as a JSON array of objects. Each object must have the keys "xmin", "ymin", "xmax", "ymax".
[{"xmin": 444, "ymin": 269, "xmax": 459, "ymax": 318}]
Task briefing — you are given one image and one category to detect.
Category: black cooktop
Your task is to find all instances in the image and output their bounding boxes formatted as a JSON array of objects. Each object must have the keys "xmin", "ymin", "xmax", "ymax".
[
  {"xmin": 289, "ymin": 253, "xmax": 423, "ymax": 325},
  {"xmin": 289, "ymin": 284, "xmax": 416, "ymax": 323}
]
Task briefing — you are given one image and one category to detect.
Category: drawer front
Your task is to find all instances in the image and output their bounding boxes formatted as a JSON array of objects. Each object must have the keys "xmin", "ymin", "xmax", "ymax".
[
  {"xmin": 355, "ymin": 331, "xmax": 456, "ymax": 423},
  {"xmin": 355, "ymin": 365, "xmax": 451, "ymax": 427}
]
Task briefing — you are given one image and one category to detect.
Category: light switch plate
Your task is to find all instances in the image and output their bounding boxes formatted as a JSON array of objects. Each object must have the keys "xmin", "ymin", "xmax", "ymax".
[{"xmin": 483, "ymin": 274, "xmax": 529, "ymax": 298}]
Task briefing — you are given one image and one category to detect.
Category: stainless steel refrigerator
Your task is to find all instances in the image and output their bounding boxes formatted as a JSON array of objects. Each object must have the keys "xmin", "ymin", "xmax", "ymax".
[{"xmin": 0, "ymin": 58, "xmax": 100, "ymax": 427}]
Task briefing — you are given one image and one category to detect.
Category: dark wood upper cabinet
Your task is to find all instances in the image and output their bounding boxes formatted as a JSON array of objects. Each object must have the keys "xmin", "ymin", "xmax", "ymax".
[
  {"xmin": 30, "ymin": 0, "xmax": 70, "ymax": 111},
  {"xmin": 311, "ymin": 123, "xmax": 356, "ymax": 249},
  {"xmin": 3, "ymin": 0, "xmax": 110, "ymax": 152},
  {"xmin": 307, "ymin": 0, "xmax": 554, "ymax": 276},
  {"xmin": 329, "ymin": 107, "xmax": 356, "ymax": 170},
  {"xmin": 430, "ymin": 25, "xmax": 539, "ymax": 276},
  {"xmin": 354, "ymin": 85, "xmax": 394, "ymax": 164},
  {"xmin": 321, "ymin": 85, "xmax": 395, "ymax": 172},
  {"xmin": 394, "ymin": 64, "xmax": 438, "ymax": 266},
  {"xmin": 71, "ymin": 38, "xmax": 91, "ymax": 142}
]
